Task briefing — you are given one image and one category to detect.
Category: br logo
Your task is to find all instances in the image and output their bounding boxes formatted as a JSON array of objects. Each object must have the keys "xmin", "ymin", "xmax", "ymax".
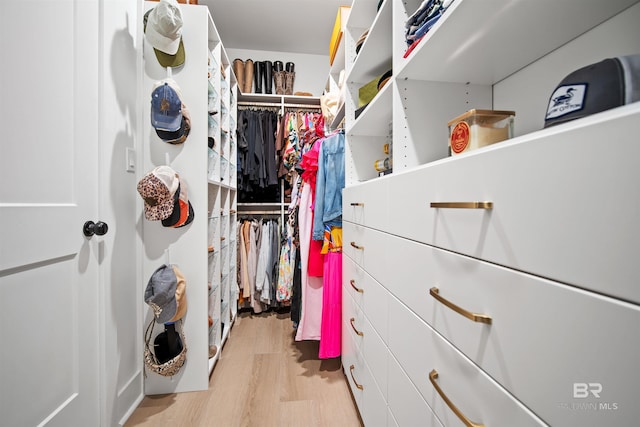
[{"xmin": 573, "ymin": 383, "xmax": 602, "ymax": 398}]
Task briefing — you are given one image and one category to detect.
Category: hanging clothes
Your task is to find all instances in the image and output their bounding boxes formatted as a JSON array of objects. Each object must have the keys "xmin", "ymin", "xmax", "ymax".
[
  {"xmin": 255, "ymin": 220, "xmax": 273, "ymax": 305},
  {"xmin": 237, "ymin": 108, "xmax": 280, "ymax": 202},
  {"xmin": 276, "ymin": 216, "xmax": 296, "ymax": 303},
  {"xmin": 237, "ymin": 217, "xmax": 282, "ymax": 312},
  {"xmin": 299, "ymin": 134, "xmax": 324, "ymax": 277},
  {"xmin": 319, "ymin": 226, "xmax": 342, "ymax": 359},
  {"xmin": 312, "ymin": 131, "xmax": 345, "ymax": 241},
  {"xmin": 294, "ymin": 182, "xmax": 324, "ymax": 341}
]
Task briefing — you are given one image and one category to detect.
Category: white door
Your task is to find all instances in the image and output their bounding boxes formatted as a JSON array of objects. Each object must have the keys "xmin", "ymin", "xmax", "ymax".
[{"xmin": 0, "ymin": 1, "xmax": 102, "ymax": 426}]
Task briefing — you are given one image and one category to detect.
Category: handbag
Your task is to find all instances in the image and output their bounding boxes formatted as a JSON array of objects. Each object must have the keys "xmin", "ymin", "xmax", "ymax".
[{"xmin": 144, "ymin": 317, "xmax": 187, "ymax": 377}]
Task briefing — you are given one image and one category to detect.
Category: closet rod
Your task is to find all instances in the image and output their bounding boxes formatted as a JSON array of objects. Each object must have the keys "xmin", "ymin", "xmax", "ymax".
[
  {"xmin": 237, "ymin": 101, "xmax": 321, "ymax": 110},
  {"xmin": 238, "ymin": 210, "xmax": 282, "ymax": 216}
]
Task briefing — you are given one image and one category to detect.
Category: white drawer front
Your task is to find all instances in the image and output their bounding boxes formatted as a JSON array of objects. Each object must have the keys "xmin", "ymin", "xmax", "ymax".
[
  {"xmin": 342, "ymin": 313, "xmax": 388, "ymax": 427},
  {"xmin": 342, "ymin": 284, "xmax": 365, "ymax": 352},
  {"xmin": 372, "ymin": 228, "xmax": 640, "ymax": 426},
  {"xmin": 343, "ymin": 254, "xmax": 389, "ymax": 343},
  {"xmin": 343, "ymin": 287, "xmax": 389, "ymax": 400},
  {"xmin": 359, "ymin": 311, "xmax": 388, "ymax": 402},
  {"xmin": 343, "ymin": 253, "xmax": 366, "ymax": 308},
  {"xmin": 388, "ymin": 293, "xmax": 547, "ymax": 427},
  {"xmin": 343, "ymin": 222, "xmax": 389, "ymax": 276},
  {"xmin": 341, "ymin": 312, "xmax": 363, "ymax": 407},
  {"xmin": 368, "ymin": 231, "xmax": 640, "ymax": 426},
  {"xmin": 388, "ymin": 355, "xmax": 444, "ymax": 427},
  {"xmin": 359, "ymin": 361, "xmax": 388, "ymax": 427},
  {"xmin": 343, "ymin": 179, "xmax": 389, "ymax": 230},
  {"xmin": 384, "ymin": 104, "xmax": 640, "ymax": 303}
]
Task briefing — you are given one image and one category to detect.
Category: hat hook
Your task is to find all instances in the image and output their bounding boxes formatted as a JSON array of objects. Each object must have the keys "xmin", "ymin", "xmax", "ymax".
[
  {"xmin": 165, "ymin": 248, "xmax": 171, "ymax": 265},
  {"xmin": 165, "ymin": 152, "xmax": 171, "ymax": 166},
  {"xmin": 166, "ymin": 66, "xmax": 172, "ymax": 78}
]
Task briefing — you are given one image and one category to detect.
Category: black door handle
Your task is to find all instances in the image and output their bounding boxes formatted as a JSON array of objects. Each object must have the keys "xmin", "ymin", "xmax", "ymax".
[{"xmin": 83, "ymin": 221, "xmax": 109, "ymax": 237}]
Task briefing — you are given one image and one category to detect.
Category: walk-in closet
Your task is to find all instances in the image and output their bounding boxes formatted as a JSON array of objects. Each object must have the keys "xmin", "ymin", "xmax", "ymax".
[{"xmin": 2, "ymin": 0, "xmax": 640, "ymax": 426}]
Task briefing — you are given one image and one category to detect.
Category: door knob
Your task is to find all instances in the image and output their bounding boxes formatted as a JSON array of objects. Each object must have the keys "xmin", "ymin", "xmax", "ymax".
[{"xmin": 83, "ymin": 221, "xmax": 109, "ymax": 237}]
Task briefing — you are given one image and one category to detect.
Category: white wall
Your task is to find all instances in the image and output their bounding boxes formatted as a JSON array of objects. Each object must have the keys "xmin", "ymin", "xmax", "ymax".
[
  {"xmin": 226, "ymin": 48, "xmax": 330, "ymax": 96},
  {"xmin": 494, "ymin": 3, "xmax": 640, "ymax": 136},
  {"xmin": 100, "ymin": 1, "xmax": 144, "ymax": 425}
]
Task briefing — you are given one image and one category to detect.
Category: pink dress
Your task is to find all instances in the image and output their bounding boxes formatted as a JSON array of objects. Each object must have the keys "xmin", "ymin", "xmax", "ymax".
[{"xmin": 318, "ymin": 226, "xmax": 342, "ymax": 359}]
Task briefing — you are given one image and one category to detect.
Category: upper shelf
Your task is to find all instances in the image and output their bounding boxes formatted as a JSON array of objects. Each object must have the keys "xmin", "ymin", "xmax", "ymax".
[
  {"xmin": 346, "ymin": 0, "xmax": 392, "ymax": 84},
  {"xmin": 347, "ymin": 0, "xmax": 383, "ymax": 29},
  {"xmin": 329, "ymin": 39, "xmax": 345, "ymax": 76},
  {"xmin": 348, "ymin": 80, "xmax": 392, "ymax": 137},
  {"xmin": 397, "ymin": 0, "xmax": 639, "ymax": 84}
]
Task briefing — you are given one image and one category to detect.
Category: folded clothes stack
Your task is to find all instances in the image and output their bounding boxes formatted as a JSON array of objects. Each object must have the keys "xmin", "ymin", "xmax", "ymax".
[{"xmin": 404, "ymin": 0, "xmax": 455, "ymax": 53}]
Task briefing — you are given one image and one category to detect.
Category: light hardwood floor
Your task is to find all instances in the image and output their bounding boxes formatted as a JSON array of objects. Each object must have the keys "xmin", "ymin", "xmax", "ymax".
[{"xmin": 126, "ymin": 309, "xmax": 363, "ymax": 427}]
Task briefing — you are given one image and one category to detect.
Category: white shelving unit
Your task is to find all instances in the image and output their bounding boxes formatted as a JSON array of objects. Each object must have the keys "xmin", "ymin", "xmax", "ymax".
[
  {"xmin": 206, "ymin": 17, "xmax": 238, "ymax": 375},
  {"xmin": 343, "ymin": 0, "xmax": 392, "ymax": 183},
  {"xmin": 141, "ymin": 2, "xmax": 237, "ymax": 394},
  {"xmin": 343, "ymin": 0, "xmax": 640, "ymax": 185},
  {"xmin": 341, "ymin": 0, "xmax": 640, "ymax": 425}
]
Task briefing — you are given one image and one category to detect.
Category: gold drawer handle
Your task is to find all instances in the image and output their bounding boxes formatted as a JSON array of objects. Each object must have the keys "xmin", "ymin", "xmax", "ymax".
[
  {"xmin": 429, "ymin": 369, "xmax": 485, "ymax": 427},
  {"xmin": 349, "ymin": 365, "xmax": 364, "ymax": 390},
  {"xmin": 350, "ymin": 318, "xmax": 364, "ymax": 336},
  {"xmin": 350, "ymin": 242, "xmax": 364, "ymax": 250},
  {"xmin": 430, "ymin": 287, "xmax": 492, "ymax": 324},
  {"xmin": 350, "ymin": 202, "xmax": 364, "ymax": 206},
  {"xmin": 430, "ymin": 202, "xmax": 493, "ymax": 209},
  {"xmin": 350, "ymin": 279, "xmax": 364, "ymax": 293}
]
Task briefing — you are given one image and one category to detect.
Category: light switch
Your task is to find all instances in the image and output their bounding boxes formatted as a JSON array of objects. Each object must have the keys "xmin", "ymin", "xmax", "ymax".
[{"xmin": 126, "ymin": 147, "xmax": 136, "ymax": 172}]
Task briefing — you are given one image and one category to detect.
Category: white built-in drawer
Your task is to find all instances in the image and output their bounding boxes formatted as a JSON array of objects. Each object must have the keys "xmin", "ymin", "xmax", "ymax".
[
  {"xmin": 343, "ymin": 252, "xmax": 367, "ymax": 307},
  {"xmin": 342, "ymin": 283, "xmax": 365, "ymax": 351},
  {"xmin": 342, "ymin": 178, "xmax": 389, "ymax": 230},
  {"xmin": 388, "ymin": 293, "xmax": 547, "ymax": 427},
  {"xmin": 384, "ymin": 103, "xmax": 640, "ymax": 303},
  {"xmin": 341, "ymin": 314, "xmax": 388, "ymax": 427},
  {"xmin": 343, "ymin": 222, "xmax": 389, "ymax": 276},
  {"xmin": 342, "ymin": 288, "xmax": 389, "ymax": 400},
  {"xmin": 371, "ymin": 227, "xmax": 640, "ymax": 426},
  {"xmin": 343, "ymin": 254, "xmax": 389, "ymax": 343},
  {"xmin": 341, "ymin": 307, "xmax": 362, "ymax": 408},
  {"xmin": 388, "ymin": 354, "xmax": 444, "ymax": 427}
]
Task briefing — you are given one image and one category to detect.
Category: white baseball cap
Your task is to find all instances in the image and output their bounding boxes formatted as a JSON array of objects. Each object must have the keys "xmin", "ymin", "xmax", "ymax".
[{"xmin": 144, "ymin": 0, "xmax": 185, "ymax": 68}]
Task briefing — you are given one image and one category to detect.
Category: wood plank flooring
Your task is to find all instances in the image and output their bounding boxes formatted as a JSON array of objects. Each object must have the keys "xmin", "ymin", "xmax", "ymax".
[{"xmin": 126, "ymin": 309, "xmax": 363, "ymax": 427}]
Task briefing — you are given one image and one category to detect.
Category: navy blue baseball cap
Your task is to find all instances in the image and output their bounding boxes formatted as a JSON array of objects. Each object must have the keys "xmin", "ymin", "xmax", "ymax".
[
  {"xmin": 151, "ymin": 80, "xmax": 183, "ymax": 132},
  {"xmin": 544, "ymin": 54, "xmax": 640, "ymax": 128}
]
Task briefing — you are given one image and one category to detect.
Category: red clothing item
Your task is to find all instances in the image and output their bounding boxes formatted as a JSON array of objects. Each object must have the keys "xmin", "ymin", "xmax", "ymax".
[
  {"xmin": 299, "ymin": 137, "xmax": 322, "ymax": 204},
  {"xmin": 300, "ymin": 138, "xmax": 324, "ymax": 277}
]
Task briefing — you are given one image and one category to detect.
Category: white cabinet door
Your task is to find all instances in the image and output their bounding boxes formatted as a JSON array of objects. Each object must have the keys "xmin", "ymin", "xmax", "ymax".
[{"xmin": 0, "ymin": 1, "xmax": 100, "ymax": 425}]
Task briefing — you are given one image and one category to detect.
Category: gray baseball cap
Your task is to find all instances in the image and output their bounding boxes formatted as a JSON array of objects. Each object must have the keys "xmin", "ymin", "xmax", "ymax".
[
  {"xmin": 544, "ymin": 54, "xmax": 640, "ymax": 128},
  {"xmin": 145, "ymin": 264, "xmax": 178, "ymax": 324}
]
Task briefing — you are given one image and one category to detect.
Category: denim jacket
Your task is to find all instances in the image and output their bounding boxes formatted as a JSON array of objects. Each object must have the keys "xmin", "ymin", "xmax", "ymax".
[{"xmin": 312, "ymin": 131, "xmax": 345, "ymax": 240}]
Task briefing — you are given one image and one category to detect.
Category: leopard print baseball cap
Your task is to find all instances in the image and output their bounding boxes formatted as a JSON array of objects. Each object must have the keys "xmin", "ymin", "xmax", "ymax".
[{"xmin": 137, "ymin": 165, "xmax": 179, "ymax": 221}]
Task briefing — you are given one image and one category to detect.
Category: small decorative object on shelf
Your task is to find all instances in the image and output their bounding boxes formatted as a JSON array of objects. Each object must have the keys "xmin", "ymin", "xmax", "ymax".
[{"xmin": 447, "ymin": 109, "xmax": 515, "ymax": 156}]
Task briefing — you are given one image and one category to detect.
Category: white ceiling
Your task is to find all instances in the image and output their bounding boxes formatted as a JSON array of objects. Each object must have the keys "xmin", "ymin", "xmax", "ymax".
[{"xmin": 199, "ymin": 0, "xmax": 351, "ymax": 56}]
